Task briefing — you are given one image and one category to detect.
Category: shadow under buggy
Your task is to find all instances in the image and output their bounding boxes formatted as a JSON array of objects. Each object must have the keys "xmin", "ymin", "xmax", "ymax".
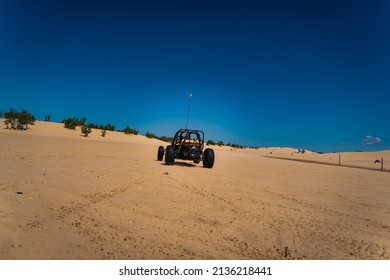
[{"xmin": 157, "ymin": 129, "xmax": 215, "ymax": 168}]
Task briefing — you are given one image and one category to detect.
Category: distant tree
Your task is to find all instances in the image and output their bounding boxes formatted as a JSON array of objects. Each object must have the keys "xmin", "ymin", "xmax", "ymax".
[
  {"xmin": 86, "ymin": 122, "xmax": 99, "ymax": 129},
  {"xmin": 123, "ymin": 126, "xmax": 138, "ymax": 135},
  {"xmin": 81, "ymin": 126, "xmax": 92, "ymax": 137},
  {"xmin": 44, "ymin": 115, "xmax": 52, "ymax": 122},
  {"xmin": 145, "ymin": 131, "xmax": 158, "ymax": 139},
  {"xmin": 103, "ymin": 124, "xmax": 116, "ymax": 131},
  {"xmin": 3, "ymin": 108, "xmax": 35, "ymax": 130},
  {"xmin": 4, "ymin": 108, "xmax": 18, "ymax": 129},
  {"xmin": 207, "ymin": 139, "xmax": 216, "ymax": 145},
  {"xmin": 101, "ymin": 129, "xmax": 107, "ymax": 137},
  {"xmin": 229, "ymin": 143, "xmax": 244, "ymax": 149},
  {"xmin": 159, "ymin": 136, "xmax": 173, "ymax": 143},
  {"xmin": 18, "ymin": 109, "xmax": 36, "ymax": 129},
  {"xmin": 63, "ymin": 118, "xmax": 78, "ymax": 130},
  {"xmin": 79, "ymin": 117, "xmax": 86, "ymax": 126},
  {"xmin": 217, "ymin": 140, "xmax": 224, "ymax": 146}
]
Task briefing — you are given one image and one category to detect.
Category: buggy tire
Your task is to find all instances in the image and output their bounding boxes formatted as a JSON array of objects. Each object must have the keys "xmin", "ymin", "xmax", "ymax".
[
  {"xmin": 203, "ymin": 148, "xmax": 215, "ymax": 168},
  {"xmin": 165, "ymin": 145, "xmax": 175, "ymax": 165},
  {"xmin": 157, "ymin": 146, "xmax": 164, "ymax": 161}
]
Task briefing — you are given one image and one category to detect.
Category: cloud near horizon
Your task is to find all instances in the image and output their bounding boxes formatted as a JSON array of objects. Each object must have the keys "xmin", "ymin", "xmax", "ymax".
[{"xmin": 362, "ymin": 135, "xmax": 384, "ymax": 145}]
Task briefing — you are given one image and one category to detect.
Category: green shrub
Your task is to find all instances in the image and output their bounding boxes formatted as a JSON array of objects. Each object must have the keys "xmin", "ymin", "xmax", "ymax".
[
  {"xmin": 63, "ymin": 118, "xmax": 78, "ymax": 129},
  {"xmin": 123, "ymin": 126, "xmax": 138, "ymax": 135},
  {"xmin": 159, "ymin": 136, "xmax": 173, "ymax": 143},
  {"xmin": 145, "ymin": 131, "xmax": 158, "ymax": 139},
  {"xmin": 63, "ymin": 117, "xmax": 87, "ymax": 129},
  {"xmin": 101, "ymin": 130, "xmax": 107, "ymax": 137},
  {"xmin": 81, "ymin": 126, "xmax": 92, "ymax": 137},
  {"xmin": 207, "ymin": 139, "xmax": 216, "ymax": 145},
  {"xmin": 4, "ymin": 108, "xmax": 19, "ymax": 129},
  {"xmin": 3, "ymin": 108, "xmax": 35, "ymax": 130},
  {"xmin": 100, "ymin": 124, "xmax": 115, "ymax": 131},
  {"xmin": 87, "ymin": 122, "xmax": 99, "ymax": 129},
  {"xmin": 217, "ymin": 140, "xmax": 225, "ymax": 146}
]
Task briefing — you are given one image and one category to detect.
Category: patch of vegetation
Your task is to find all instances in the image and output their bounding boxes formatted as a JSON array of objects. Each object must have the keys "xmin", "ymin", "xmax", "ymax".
[
  {"xmin": 81, "ymin": 126, "xmax": 92, "ymax": 137},
  {"xmin": 44, "ymin": 115, "xmax": 52, "ymax": 122},
  {"xmin": 100, "ymin": 124, "xmax": 115, "ymax": 131},
  {"xmin": 144, "ymin": 131, "xmax": 174, "ymax": 143},
  {"xmin": 158, "ymin": 136, "xmax": 173, "ymax": 143},
  {"xmin": 3, "ymin": 108, "xmax": 36, "ymax": 130},
  {"xmin": 207, "ymin": 139, "xmax": 216, "ymax": 145},
  {"xmin": 145, "ymin": 131, "xmax": 158, "ymax": 139},
  {"xmin": 101, "ymin": 129, "xmax": 107, "ymax": 137},
  {"xmin": 62, "ymin": 117, "xmax": 86, "ymax": 130},
  {"xmin": 86, "ymin": 122, "xmax": 99, "ymax": 129},
  {"xmin": 123, "ymin": 126, "xmax": 138, "ymax": 135},
  {"xmin": 217, "ymin": 140, "xmax": 225, "ymax": 146},
  {"xmin": 226, "ymin": 143, "xmax": 246, "ymax": 149}
]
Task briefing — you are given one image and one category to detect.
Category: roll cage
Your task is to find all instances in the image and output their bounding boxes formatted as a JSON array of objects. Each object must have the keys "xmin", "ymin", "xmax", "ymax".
[{"xmin": 172, "ymin": 129, "xmax": 204, "ymax": 145}]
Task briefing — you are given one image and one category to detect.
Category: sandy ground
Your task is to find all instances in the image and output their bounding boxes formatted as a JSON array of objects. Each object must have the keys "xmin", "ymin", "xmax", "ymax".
[{"xmin": 1, "ymin": 121, "xmax": 389, "ymax": 260}]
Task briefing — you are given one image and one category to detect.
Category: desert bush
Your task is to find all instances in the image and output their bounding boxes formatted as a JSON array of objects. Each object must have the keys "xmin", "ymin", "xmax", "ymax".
[
  {"xmin": 44, "ymin": 115, "xmax": 51, "ymax": 122},
  {"xmin": 87, "ymin": 122, "xmax": 99, "ymax": 129},
  {"xmin": 230, "ymin": 143, "xmax": 244, "ymax": 149},
  {"xmin": 123, "ymin": 126, "xmax": 138, "ymax": 135},
  {"xmin": 99, "ymin": 124, "xmax": 115, "ymax": 131},
  {"xmin": 106, "ymin": 124, "xmax": 115, "ymax": 131},
  {"xmin": 101, "ymin": 130, "xmax": 107, "ymax": 137},
  {"xmin": 63, "ymin": 118, "xmax": 78, "ymax": 129},
  {"xmin": 81, "ymin": 126, "xmax": 92, "ymax": 137},
  {"xmin": 63, "ymin": 117, "xmax": 87, "ymax": 129},
  {"xmin": 217, "ymin": 140, "xmax": 225, "ymax": 146},
  {"xmin": 145, "ymin": 131, "xmax": 158, "ymax": 139},
  {"xmin": 4, "ymin": 108, "xmax": 19, "ymax": 129},
  {"xmin": 79, "ymin": 117, "xmax": 86, "ymax": 126},
  {"xmin": 18, "ymin": 109, "xmax": 36, "ymax": 129},
  {"xmin": 159, "ymin": 136, "xmax": 173, "ymax": 143},
  {"xmin": 207, "ymin": 139, "xmax": 216, "ymax": 145},
  {"xmin": 3, "ymin": 108, "xmax": 35, "ymax": 130}
]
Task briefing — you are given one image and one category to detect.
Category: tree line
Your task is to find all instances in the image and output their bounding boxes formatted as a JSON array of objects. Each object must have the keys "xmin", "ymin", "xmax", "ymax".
[
  {"xmin": 1, "ymin": 108, "xmax": 257, "ymax": 147},
  {"xmin": 62, "ymin": 116, "xmax": 138, "ymax": 137}
]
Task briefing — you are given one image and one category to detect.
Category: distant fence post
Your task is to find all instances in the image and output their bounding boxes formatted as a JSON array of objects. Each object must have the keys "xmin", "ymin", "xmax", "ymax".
[
  {"xmin": 381, "ymin": 158, "xmax": 384, "ymax": 171},
  {"xmin": 339, "ymin": 154, "xmax": 341, "ymax": 166}
]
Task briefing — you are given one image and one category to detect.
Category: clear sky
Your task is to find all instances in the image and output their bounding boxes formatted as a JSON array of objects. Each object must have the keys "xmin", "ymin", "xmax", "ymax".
[{"xmin": 1, "ymin": 0, "xmax": 389, "ymax": 152}]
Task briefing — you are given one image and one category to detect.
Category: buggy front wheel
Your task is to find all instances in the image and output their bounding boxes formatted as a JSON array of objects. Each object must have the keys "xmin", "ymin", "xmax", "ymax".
[
  {"xmin": 165, "ymin": 145, "xmax": 175, "ymax": 165},
  {"xmin": 203, "ymin": 148, "xmax": 215, "ymax": 168},
  {"xmin": 157, "ymin": 146, "xmax": 164, "ymax": 161}
]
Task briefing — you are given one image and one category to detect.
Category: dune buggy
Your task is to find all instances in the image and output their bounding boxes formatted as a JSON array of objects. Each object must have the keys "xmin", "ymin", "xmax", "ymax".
[{"xmin": 157, "ymin": 129, "xmax": 215, "ymax": 168}]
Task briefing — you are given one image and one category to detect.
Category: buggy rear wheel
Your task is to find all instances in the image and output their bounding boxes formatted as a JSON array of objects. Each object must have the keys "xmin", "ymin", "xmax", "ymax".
[
  {"xmin": 203, "ymin": 148, "xmax": 215, "ymax": 168},
  {"xmin": 157, "ymin": 146, "xmax": 164, "ymax": 161},
  {"xmin": 165, "ymin": 145, "xmax": 175, "ymax": 165}
]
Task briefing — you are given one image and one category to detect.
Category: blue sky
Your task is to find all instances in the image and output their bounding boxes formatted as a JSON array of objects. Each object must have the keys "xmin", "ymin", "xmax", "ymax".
[{"xmin": 1, "ymin": 0, "xmax": 389, "ymax": 152}]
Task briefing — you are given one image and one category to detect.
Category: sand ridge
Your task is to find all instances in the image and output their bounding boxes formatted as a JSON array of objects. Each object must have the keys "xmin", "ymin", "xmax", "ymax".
[{"xmin": 1, "ymin": 121, "xmax": 389, "ymax": 259}]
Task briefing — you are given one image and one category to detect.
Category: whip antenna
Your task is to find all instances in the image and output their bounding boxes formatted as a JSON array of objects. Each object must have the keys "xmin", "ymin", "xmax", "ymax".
[{"xmin": 185, "ymin": 93, "xmax": 192, "ymax": 129}]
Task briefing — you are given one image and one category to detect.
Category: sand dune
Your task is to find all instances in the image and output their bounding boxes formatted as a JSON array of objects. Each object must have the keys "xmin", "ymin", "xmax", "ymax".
[{"xmin": 1, "ymin": 121, "xmax": 389, "ymax": 259}]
